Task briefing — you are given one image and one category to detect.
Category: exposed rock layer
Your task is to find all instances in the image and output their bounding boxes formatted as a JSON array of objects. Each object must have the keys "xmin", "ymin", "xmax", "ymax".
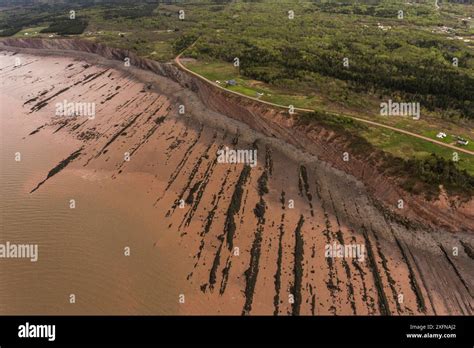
[{"xmin": 0, "ymin": 38, "xmax": 472, "ymax": 315}]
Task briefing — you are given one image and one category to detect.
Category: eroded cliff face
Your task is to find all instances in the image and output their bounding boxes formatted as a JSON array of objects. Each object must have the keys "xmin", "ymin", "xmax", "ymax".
[
  {"xmin": 0, "ymin": 39, "xmax": 472, "ymax": 315},
  {"xmin": 3, "ymin": 37, "xmax": 472, "ymax": 233}
]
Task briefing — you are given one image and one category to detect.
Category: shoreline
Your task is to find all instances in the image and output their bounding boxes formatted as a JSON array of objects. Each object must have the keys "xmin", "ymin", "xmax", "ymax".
[
  {"xmin": 1, "ymin": 46, "xmax": 472, "ymax": 315},
  {"xmin": 1, "ymin": 38, "xmax": 473, "ymax": 236}
]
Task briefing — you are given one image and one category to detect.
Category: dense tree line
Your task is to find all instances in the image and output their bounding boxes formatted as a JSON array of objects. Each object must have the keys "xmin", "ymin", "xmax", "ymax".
[
  {"xmin": 102, "ymin": 5, "xmax": 158, "ymax": 20},
  {"xmin": 404, "ymin": 154, "xmax": 474, "ymax": 193},
  {"xmin": 173, "ymin": 33, "xmax": 198, "ymax": 54},
  {"xmin": 41, "ymin": 19, "xmax": 88, "ymax": 35},
  {"xmin": 190, "ymin": 26, "xmax": 474, "ymax": 118}
]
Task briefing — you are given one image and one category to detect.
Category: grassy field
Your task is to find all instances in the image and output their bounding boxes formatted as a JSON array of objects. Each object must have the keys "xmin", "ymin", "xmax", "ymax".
[
  {"xmin": 13, "ymin": 26, "xmax": 48, "ymax": 38},
  {"xmin": 362, "ymin": 126, "xmax": 474, "ymax": 174}
]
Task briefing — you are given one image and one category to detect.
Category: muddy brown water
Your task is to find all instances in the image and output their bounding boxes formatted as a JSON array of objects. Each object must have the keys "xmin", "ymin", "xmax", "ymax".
[{"xmin": 0, "ymin": 81, "xmax": 190, "ymax": 315}]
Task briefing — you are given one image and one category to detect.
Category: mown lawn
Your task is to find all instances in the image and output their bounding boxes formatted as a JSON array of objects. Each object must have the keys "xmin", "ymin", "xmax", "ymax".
[
  {"xmin": 13, "ymin": 26, "xmax": 48, "ymax": 37},
  {"xmin": 361, "ymin": 126, "xmax": 474, "ymax": 175}
]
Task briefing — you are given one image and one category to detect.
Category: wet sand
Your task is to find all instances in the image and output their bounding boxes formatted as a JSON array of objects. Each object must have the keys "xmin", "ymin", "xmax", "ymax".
[{"xmin": 0, "ymin": 50, "xmax": 472, "ymax": 315}]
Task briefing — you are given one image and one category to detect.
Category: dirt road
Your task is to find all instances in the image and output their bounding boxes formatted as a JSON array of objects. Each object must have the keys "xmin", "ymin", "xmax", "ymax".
[{"xmin": 175, "ymin": 52, "xmax": 474, "ymax": 157}]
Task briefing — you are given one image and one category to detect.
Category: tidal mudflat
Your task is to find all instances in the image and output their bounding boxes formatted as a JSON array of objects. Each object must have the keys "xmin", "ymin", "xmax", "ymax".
[{"xmin": 0, "ymin": 46, "xmax": 472, "ymax": 315}]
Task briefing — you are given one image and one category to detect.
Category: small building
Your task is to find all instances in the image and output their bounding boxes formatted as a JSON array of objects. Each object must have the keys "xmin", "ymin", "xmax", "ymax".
[{"xmin": 436, "ymin": 132, "xmax": 447, "ymax": 139}]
